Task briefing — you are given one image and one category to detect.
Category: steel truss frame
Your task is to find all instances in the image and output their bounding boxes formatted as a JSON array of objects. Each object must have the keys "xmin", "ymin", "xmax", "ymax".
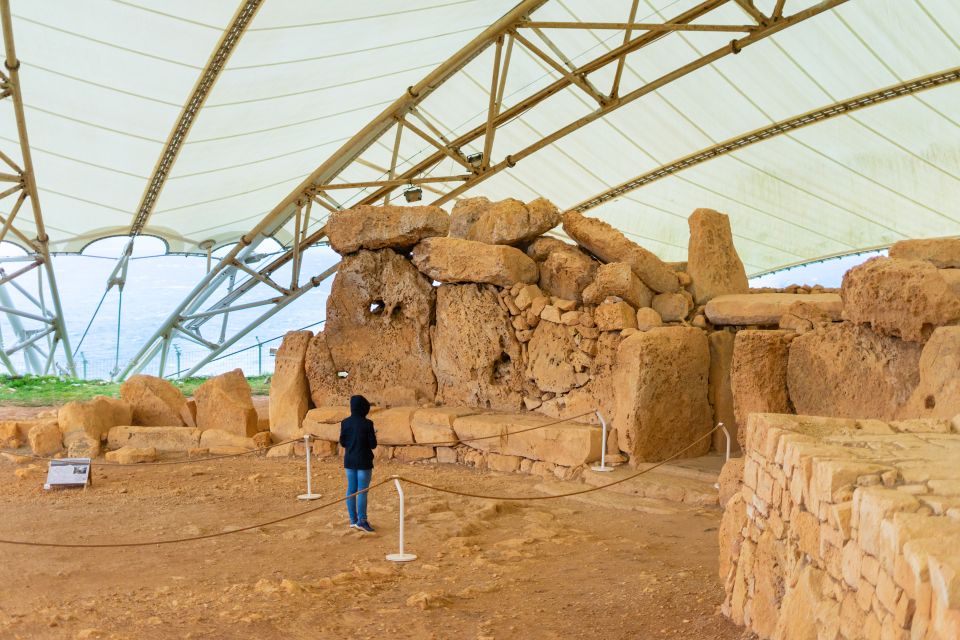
[
  {"xmin": 0, "ymin": 0, "xmax": 75, "ymax": 376},
  {"xmin": 120, "ymin": 0, "xmax": 849, "ymax": 379}
]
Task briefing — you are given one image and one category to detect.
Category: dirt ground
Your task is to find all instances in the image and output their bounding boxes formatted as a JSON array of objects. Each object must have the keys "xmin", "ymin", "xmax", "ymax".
[{"xmin": 0, "ymin": 408, "xmax": 751, "ymax": 640}]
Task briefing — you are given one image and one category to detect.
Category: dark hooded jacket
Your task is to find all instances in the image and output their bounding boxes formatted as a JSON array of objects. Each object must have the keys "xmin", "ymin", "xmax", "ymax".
[{"xmin": 339, "ymin": 395, "xmax": 377, "ymax": 470}]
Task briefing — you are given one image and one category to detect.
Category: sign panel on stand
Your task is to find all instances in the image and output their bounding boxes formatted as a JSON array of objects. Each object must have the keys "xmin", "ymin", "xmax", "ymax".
[{"xmin": 44, "ymin": 458, "xmax": 92, "ymax": 490}]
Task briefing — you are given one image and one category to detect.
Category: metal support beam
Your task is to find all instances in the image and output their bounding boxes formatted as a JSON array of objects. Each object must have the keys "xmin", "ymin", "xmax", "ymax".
[
  {"xmin": 0, "ymin": 0, "xmax": 75, "ymax": 375},
  {"xmin": 521, "ymin": 21, "xmax": 756, "ymax": 32},
  {"xmin": 572, "ymin": 65, "xmax": 960, "ymax": 212},
  {"xmin": 129, "ymin": 0, "xmax": 263, "ymax": 236}
]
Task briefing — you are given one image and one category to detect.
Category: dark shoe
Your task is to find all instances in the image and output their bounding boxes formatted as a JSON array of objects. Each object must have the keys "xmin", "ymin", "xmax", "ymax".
[{"xmin": 356, "ymin": 520, "xmax": 375, "ymax": 533}]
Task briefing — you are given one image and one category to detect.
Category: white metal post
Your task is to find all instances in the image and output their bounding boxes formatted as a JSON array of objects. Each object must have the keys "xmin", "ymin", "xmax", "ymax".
[
  {"xmin": 720, "ymin": 422, "xmax": 731, "ymax": 463},
  {"xmin": 386, "ymin": 478, "xmax": 416, "ymax": 562},
  {"xmin": 590, "ymin": 410, "xmax": 613, "ymax": 472},
  {"xmin": 297, "ymin": 434, "xmax": 321, "ymax": 501}
]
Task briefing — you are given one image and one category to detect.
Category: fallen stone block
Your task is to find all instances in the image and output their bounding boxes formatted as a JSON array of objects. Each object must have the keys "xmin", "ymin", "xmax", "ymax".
[
  {"xmin": 412, "ymin": 237, "xmax": 538, "ymax": 288},
  {"xmin": 58, "ymin": 396, "xmax": 132, "ymax": 440},
  {"xmin": 107, "ymin": 426, "xmax": 201, "ymax": 452},
  {"xmin": 562, "ymin": 211, "xmax": 679, "ymax": 293},
  {"xmin": 326, "ymin": 204, "xmax": 449, "ymax": 254},
  {"xmin": 119, "ymin": 375, "xmax": 188, "ymax": 427},
  {"xmin": 841, "ymin": 257, "xmax": 960, "ymax": 343},
  {"xmin": 106, "ymin": 446, "xmax": 157, "ymax": 464},
  {"xmin": 411, "ymin": 407, "xmax": 478, "ymax": 445},
  {"xmin": 28, "ymin": 421, "xmax": 62, "ymax": 456},
  {"xmin": 705, "ymin": 293, "xmax": 842, "ymax": 326},
  {"xmin": 582, "ymin": 262, "xmax": 653, "ymax": 309},
  {"xmin": 194, "ymin": 369, "xmax": 259, "ymax": 437},
  {"xmin": 453, "ymin": 413, "xmax": 600, "ymax": 466}
]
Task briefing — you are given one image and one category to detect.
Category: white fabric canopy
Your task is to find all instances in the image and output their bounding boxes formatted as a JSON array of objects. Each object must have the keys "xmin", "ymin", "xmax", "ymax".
[{"xmin": 1, "ymin": 0, "xmax": 958, "ymax": 274}]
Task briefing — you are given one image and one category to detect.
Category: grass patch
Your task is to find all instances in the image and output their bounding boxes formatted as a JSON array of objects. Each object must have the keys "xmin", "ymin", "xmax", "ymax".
[{"xmin": 0, "ymin": 374, "xmax": 271, "ymax": 406}]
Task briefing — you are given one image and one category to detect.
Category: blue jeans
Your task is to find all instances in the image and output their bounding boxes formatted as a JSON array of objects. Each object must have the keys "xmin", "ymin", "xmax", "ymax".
[{"xmin": 345, "ymin": 468, "xmax": 372, "ymax": 524}]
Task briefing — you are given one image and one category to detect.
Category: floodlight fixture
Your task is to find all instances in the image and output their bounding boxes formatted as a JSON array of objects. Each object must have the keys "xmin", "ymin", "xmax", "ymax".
[{"xmin": 403, "ymin": 185, "xmax": 423, "ymax": 202}]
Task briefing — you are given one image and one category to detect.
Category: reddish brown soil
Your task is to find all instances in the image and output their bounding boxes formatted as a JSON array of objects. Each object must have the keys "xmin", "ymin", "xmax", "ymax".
[{"xmin": 0, "ymin": 407, "xmax": 751, "ymax": 639}]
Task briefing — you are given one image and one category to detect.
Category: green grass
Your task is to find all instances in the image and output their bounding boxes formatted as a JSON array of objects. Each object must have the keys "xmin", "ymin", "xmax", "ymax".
[{"xmin": 0, "ymin": 374, "xmax": 271, "ymax": 406}]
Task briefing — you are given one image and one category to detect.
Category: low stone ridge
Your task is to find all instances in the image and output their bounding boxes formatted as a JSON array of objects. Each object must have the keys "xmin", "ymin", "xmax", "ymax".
[
  {"xmin": 410, "ymin": 407, "xmax": 477, "ymax": 444},
  {"xmin": 721, "ymin": 412, "xmax": 960, "ymax": 640},
  {"xmin": 730, "ymin": 330, "xmax": 793, "ymax": 449},
  {"xmin": 582, "ymin": 262, "xmax": 652, "ymax": 309},
  {"xmin": 466, "ymin": 197, "xmax": 561, "ymax": 246},
  {"xmin": 889, "ymin": 236, "xmax": 960, "ymax": 268},
  {"xmin": 561, "ymin": 211, "xmax": 679, "ymax": 293},
  {"xmin": 686, "ymin": 208, "xmax": 748, "ymax": 304},
  {"xmin": 902, "ymin": 326, "xmax": 960, "ymax": 419},
  {"xmin": 194, "ymin": 369, "xmax": 259, "ymax": 437},
  {"xmin": 452, "ymin": 413, "xmax": 600, "ymax": 467},
  {"xmin": 58, "ymin": 396, "xmax": 132, "ymax": 441},
  {"xmin": 412, "ymin": 237, "xmax": 538, "ymax": 287},
  {"xmin": 613, "ymin": 327, "xmax": 711, "ymax": 462},
  {"xmin": 120, "ymin": 374, "xmax": 188, "ymax": 427},
  {"xmin": 269, "ymin": 330, "xmax": 314, "ymax": 442},
  {"xmin": 431, "ymin": 284, "xmax": 527, "ymax": 411},
  {"xmin": 537, "ymin": 248, "xmax": 597, "ymax": 303},
  {"xmin": 105, "ymin": 446, "xmax": 157, "ymax": 464},
  {"xmin": 841, "ymin": 256, "xmax": 960, "ymax": 343},
  {"xmin": 306, "ymin": 248, "xmax": 436, "ymax": 406},
  {"xmin": 787, "ymin": 322, "xmax": 922, "ymax": 420},
  {"xmin": 199, "ymin": 429, "xmax": 256, "ymax": 453},
  {"xmin": 704, "ymin": 292, "xmax": 842, "ymax": 326},
  {"xmin": 107, "ymin": 426, "xmax": 201, "ymax": 452},
  {"xmin": 326, "ymin": 204, "xmax": 449, "ymax": 255}
]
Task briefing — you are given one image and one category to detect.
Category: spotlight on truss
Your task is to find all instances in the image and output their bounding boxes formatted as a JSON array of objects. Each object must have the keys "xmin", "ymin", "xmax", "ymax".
[
  {"xmin": 403, "ymin": 185, "xmax": 423, "ymax": 202},
  {"xmin": 466, "ymin": 152, "xmax": 483, "ymax": 166}
]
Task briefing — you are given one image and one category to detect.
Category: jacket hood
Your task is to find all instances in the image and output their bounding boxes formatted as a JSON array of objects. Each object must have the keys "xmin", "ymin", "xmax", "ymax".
[{"xmin": 349, "ymin": 394, "xmax": 370, "ymax": 417}]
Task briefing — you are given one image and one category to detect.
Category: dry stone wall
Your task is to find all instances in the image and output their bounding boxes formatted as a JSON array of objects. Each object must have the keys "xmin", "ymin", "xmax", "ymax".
[{"xmin": 721, "ymin": 412, "xmax": 960, "ymax": 640}]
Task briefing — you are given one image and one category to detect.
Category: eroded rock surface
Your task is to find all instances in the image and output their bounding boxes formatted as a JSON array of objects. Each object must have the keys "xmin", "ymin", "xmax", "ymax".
[
  {"xmin": 412, "ymin": 237, "xmax": 538, "ymax": 288},
  {"xmin": 562, "ymin": 211, "xmax": 679, "ymax": 293},
  {"xmin": 432, "ymin": 284, "xmax": 526, "ymax": 411},
  {"xmin": 705, "ymin": 293, "xmax": 842, "ymax": 326},
  {"xmin": 326, "ymin": 204, "xmax": 449, "ymax": 254},
  {"xmin": 841, "ymin": 256, "xmax": 960, "ymax": 343},
  {"xmin": 708, "ymin": 330, "xmax": 737, "ymax": 453},
  {"xmin": 686, "ymin": 208, "xmax": 748, "ymax": 304},
  {"xmin": 730, "ymin": 330, "xmax": 793, "ymax": 449},
  {"xmin": 525, "ymin": 322, "xmax": 583, "ymax": 395},
  {"xmin": 582, "ymin": 262, "xmax": 652, "ymax": 309},
  {"xmin": 306, "ymin": 249, "xmax": 436, "ymax": 406},
  {"xmin": 889, "ymin": 237, "xmax": 960, "ymax": 268},
  {"xmin": 194, "ymin": 369, "xmax": 259, "ymax": 437},
  {"xmin": 466, "ymin": 197, "xmax": 560, "ymax": 246},
  {"xmin": 902, "ymin": 326, "xmax": 960, "ymax": 419},
  {"xmin": 449, "ymin": 196, "xmax": 491, "ymax": 238},
  {"xmin": 538, "ymin": 248, "xmax": 597, "ymax": 302},
  {"xmin": 58, "ymin": 396, "xmax": 133, "ymax": 441},
  {"xmin": 787, "ymin": 323, "xmax": 922, "ymax": 420}
]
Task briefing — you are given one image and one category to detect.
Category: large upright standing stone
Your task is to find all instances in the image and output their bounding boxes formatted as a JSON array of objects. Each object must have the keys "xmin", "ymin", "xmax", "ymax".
[
  {"xmin": 412, "ymin": 237, "xmax": 538, "ymax": 287},
  {"xmin": 119, "ymin": 375, "xmax": 188, "ymax": 426},
  {"xmin": 306, "ymin": 249, "xmax": 436, "ymax": 406},
  {"xmin": 194, "ymin": 369, "xmax": 259, "ymax": 437},
  {"xmin": 432, "ymin": 284, "xmax": 526, "ymax": 411},
  {"xmin": 841, "ymin": 257, "xmax": 960, "ymax": 343},
  {"xmin": 325, "ymin": 204, "xmax": 449, "ymax": 254},
  {"xmin": 269, "ymin": 330, "xmax": 313, "ymax": 442},
  {"xmin": 466, "ymin": 197, "xmax": 561, "ymax": 246},
  {"xmin": 730, "ymin": 330, "xmax": 793, "ymax": 449},
  {"xmin": 787, "ymin": 323, "xmax": 922, "ymax": 420},
  {"xmin": 686, "ymin": 208, "xmax": 748, "ymax": 304},
  {"xmin": 562, "ymin": 211, "xmax": 680, "ymax": 293},
  {"xmin": 613, "ymin": 327, "xmax": 712, "ymax": 462}
]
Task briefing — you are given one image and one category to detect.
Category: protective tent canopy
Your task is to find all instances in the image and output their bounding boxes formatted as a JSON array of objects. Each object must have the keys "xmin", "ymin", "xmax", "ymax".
[{"xmin": 1, "ymin": 0, "xmax": 958, "ymax": 274}]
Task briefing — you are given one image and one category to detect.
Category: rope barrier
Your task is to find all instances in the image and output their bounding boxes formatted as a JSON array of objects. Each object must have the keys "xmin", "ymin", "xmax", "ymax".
[
  {"xmin": 390, "ymin": 410, "xmax": 597, "ymax": 447},
  {"xmin": 0, "ymin": 423, "xmax": 722, "ymax": 548}
]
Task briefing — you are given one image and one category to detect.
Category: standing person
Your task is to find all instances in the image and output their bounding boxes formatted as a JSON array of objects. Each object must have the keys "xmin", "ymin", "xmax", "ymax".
[{"xmin": 340, "ymin": 394, "xmax": 377, "ymax": 533}]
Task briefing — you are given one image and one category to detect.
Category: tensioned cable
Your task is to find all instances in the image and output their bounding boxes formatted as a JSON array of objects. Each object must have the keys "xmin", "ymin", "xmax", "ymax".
[{"xmin": 0, "ymin": 422, "xmax": 722, "ymax": 548}]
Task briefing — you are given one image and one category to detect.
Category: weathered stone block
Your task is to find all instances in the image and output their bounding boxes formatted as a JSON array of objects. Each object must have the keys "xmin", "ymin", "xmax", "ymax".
[
  {"xmin": 28, "ymin": 421, "xmax": 62, "ymax": 456},
  {"xmin": 613, "ymin": 327, "xmax": 712, "ymax": 462},
  {"xmin": 373, "ymin": 407, "xmax": 417, "ymax": 445},
  {"xmin": 269, "ymin": 330, "xmax": 313, "ymax": 442},
  {"xmin": 412, "ymin": 237, "xmax": 538, "ymax": 287},
  {"xmin": 107, "ymin": 426, "xmax": 200, "ymax": 452},
  {"xmin": 686, "ymin": 208, "xmax": 748, "ymax": 304},
  {"xmin": 582, "ymin": 262, "xmax": 653, "ymax": 309},
  {"xmin": 705, "ymin": 293, "xmax": 842, "ymax": 326},
  {"xmin": 453, "ymin": 413, "xmax": 600, "ymax": 466},
  {"xmin": 58, "ymin": 396, "xmax": 132, "ymax": 440},
  {"xmin": 120, "ymin": 375, "xmax": 188, "ymax": 427},
  {"xmin": 902, "ymin": 327, "xmax": 960, "ymax": 420},
  {"xmin": 105, "ymin": 446, "xmax": 157, "ymax": 464},
  {"xmin": 194, "ymin": 369, "xmax": 259, "ymax": 437},
  {"xmin": 449, "ymin": 196, "xmax": 491, "ymax": 238},
  {"xmin": 595, "ymin": 301, "xmax": 637, "ymax": 331},
  {"xmin": 466, "ymin": 197, "xmax": 560, "ymax": 246},
  {"xmin": 842, "ymin": 257, "xmax": 960, "ymax": 343},
  {"xmin": 652, "ymin": 291, "xmax": 692, "ymax": 322},
  {"xmin": 410, "ymin": 407, "xmax": 477, "ymax": 445},
  {"xmin": 326, "ymin": 204, "xmax": 449, "ymax": 254},
  {"xmin": 730, "ymin": 330, "xmax": 793, "ymax": 449},
  {"xmin": 538, "ymin": 248, "xmax": 597, "ymax": 303},
  {"xmin": 889, "ymin": 237, "xmax": 960, "ymax": 269}
]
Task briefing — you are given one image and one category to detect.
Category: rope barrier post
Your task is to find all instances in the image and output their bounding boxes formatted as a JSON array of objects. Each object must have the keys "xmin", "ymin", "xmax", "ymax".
[
  {"xmin": 385, "ymin": 478, "xmax": 416, "ymax": 563},
  {"xmin": 590, "ymin": 410, "xmax": 613, "ymax": 473},
  {"xmin": 297, "ymin": 434, "xmax": 322, "ymax": 501},
  {"xmin": 720, "ymin": 422, "xmax": 731, "ymax": 463}
]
